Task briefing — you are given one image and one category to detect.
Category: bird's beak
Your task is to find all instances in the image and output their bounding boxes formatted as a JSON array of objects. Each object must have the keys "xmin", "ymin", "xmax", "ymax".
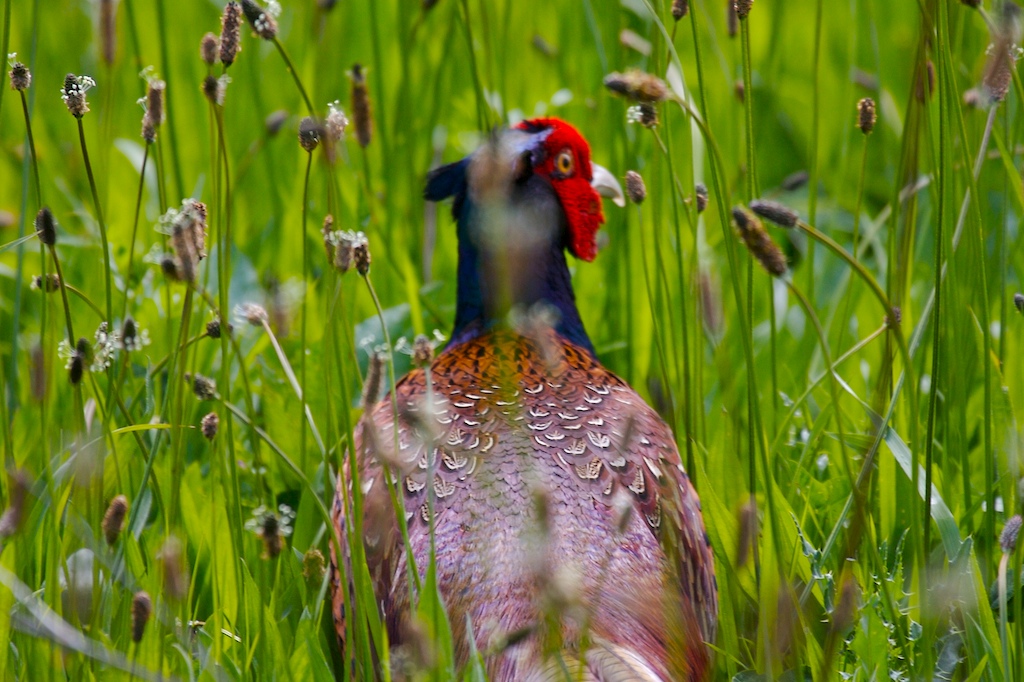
[{"xmin": 591, "ymin": 164, "xmax": 625, "ymax": 207}]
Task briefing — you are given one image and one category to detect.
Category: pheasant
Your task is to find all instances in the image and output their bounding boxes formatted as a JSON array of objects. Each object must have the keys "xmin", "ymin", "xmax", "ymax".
[{"xmin": 330, "ymin": 118, "xmax": 717, "ymax": 681}]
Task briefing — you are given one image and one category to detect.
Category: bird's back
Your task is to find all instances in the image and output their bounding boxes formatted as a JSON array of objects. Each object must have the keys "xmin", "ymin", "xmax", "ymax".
[{"xmin": 332, "ymin": 328, "xmax": 716, "ymax": 680}]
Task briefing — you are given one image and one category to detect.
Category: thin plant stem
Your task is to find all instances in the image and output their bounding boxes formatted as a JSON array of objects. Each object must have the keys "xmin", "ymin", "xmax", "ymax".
[
  {"xmin": 923, "ymin": 0, "xmax": 951, "ymax": 580},
  {"xmin": 0, "ymin": 0, "xmax": 10, "ymax": 125},
  {"xmin": 123, "ymin": 143, "xmax": 150, "ymax": 319},
  {"xmin": 258, "ymin": 319, "xmax": 325, "ymax": 457},
  {"xmin": 999, "ymin": 551, "xmax": 1012, "ymax": 681},
  {"xmin": 361, "ymin": 273, "xmax": 421, "ymax": 594},
  {"xmin": 635, "ymin": 203, "xmax": 674, "ymax": 437},
  {"xmin": 154, "ymin": 0, "xmax": 183, "ymax": 199},
  {"xmin": 806, "ymin": 0, "xmax": 823, "ymax": 303},
  {"xmin": 47, "ymin": 248, "xmax": 76, "ymax": 342},
  {"xmin": 272, "ymin": 37, "xmax": 315, "ymax": 116},
  {"xmin": 835, "ymin": 135, "xmax": 871, "ymax": 355},
  {"xmin": 657, "ymin": 123, "xmax": 695, "ymax": 473},
  {"xmin": 77, "ymin": 117, "xmax": 113, "ymax": 325},
  {"xmin": 63, "ymin": 285, "xmax": 106, "ymax": 320},
  {"xmin": 168, "ymin": 288, "xmax": 194, "ymax": 530},
  {"xmin": 300, "ymin": 151, "xmax": 313, "ymax": 472},
  {"xmin": 19, "ymin": 92, "xmax": 41, "ymax": 206}
]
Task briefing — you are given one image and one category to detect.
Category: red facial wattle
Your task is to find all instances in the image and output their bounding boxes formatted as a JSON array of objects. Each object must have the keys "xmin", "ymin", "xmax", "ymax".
[{"xmin": 515, "ymin": 118, "xmax": 605, "ymax": 262}]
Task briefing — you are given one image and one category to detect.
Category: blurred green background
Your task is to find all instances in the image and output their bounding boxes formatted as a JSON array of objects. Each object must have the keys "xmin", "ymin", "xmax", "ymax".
[{"xmin": 1, "ymin": 0, "xmax": 1023, "ymax": 679}]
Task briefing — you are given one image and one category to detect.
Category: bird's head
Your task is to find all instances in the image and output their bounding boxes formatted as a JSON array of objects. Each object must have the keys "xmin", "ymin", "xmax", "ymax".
[
  {"xmin": 503, "ymin": 117, "xmax": 624, "ymax": 261},
  {"xmin": 425, "ymin": 117, "xmax": 623, "ymax": 353}
]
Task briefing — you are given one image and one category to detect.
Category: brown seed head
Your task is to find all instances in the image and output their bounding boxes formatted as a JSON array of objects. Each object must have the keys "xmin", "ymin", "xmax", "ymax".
[
  {"xmin": 750, "ymin": 199, "xmax": 799, "ymax": 228},
  {"xmin": 220, "ymin": 2, "xmax": 243, "ymax": 66},
  {"xmin": 886, "ymin": 305, "xmax": 902, "ymax": 329},
  {"xmin": 32, "ymin": 274, "xmax": 61, "ymax": 293},
  {"xmin": 625, "ymin": 170, "xmax": 646, "ymax": 204},
  {"xmin": 131, "ymin": 591, "xmax": 152, "ymax": 643},
  {"xmin": 781, "ymin": 170, "xmax": 809, "ymax": 191},
  {"xmin": 102, "ymin": 495, "xmax": 129, "ymax": 546},
  {"xmin": 857, "ymin": 97, "xmax": 876, "ymax": 134},
  {"xmin": 100, "ymin": 0, "xmax": 116, "ymax": 65},
  {"xmin": 298, "ymin": 117, "xmax": 321, "ymax": 152},
  {"xmin": 190, "ymin": 373, "xmax": 217, "ymax": 401},
  {"xmin": 201, "ymin": 33, "xmax": 219, "ymax": 66},
  {"xmin": 915, "ymin": 59, "xmax": 935, "ymax": 102},
  {"xmin": 736, "ymin": 496, "xmax": 757, "ymax": 567},
  {"xmin": 672, "ymin": 0, "xmax": 689, "ymax": 20},
  {"xmin": 0, "ymin": 470, "xmax": 31, "ymax": 538},
  {"xmin": 201, "ymin": 412, "xmax": 219, "ymax": 440},
  {"xmin": 69, "ymin": 353, "xmax": 85, "ymax": 385},
  {"xmin": 695, "ymin": 183, "xmax": 709, "ymax": 213},
  {"xmin": 412, "ymin": 334, "xmax": 435, "ymax": 368},
  {"xmin": 169, "ymin": 200, "xmax": 207, "ymax": 283},
  {"xmin": 333, "ymin": 231, "xmax": 356, "ymax": 273},
  {"xmin": 9, "ymin": 61, "xmax": 31, "ymax": 91},
  {"xmin": 303, "ymin": 548, "xmax": 326, "ymax": 587},
  {"xmin": 159, "ymin": 536, "xmax": 189, "ymax": 601},
  {"xmin": 160, "ymin": 256, "xmax": 181, "ymax": 281},
  {"xmin": 171, "ymin": 224, "xmax": 197, "ymax": 284},
  {"xmin": 1001, "ymin": 515, "xmax": 1023, "ymax": 553},
  {"xmin": 186, "ymin": 200, "xmax": 208, "ymax": 260},
  {"xmin": 603, "ymin": 69, "xmax": 670, "ymax": 103},
  {"xmin": 353, "ymin": 232, "xmax": 371, "ymax": 275},
  {"xmin": 983, "ymin": 21, "xmax": 1021, "ymax": 105},
  {"xmin": 206, "ymin": 318, "xmax": 227, "ymax": 338},
  {"xmin": 362, "ymin": 351, "xmax": 385, "ymax": 410},
  {"xmin": 146, "ymin": 79, "xmax": 166, "ymax": 127},
  {"xmin": 1014, "ymin": 292, "xmax": 1024, "ymax": 313},
  {"xmin": 202, "ymin": 75, "xmax": 220, "ymax": 104},
  {"xmin": 734, "ymin": 0, "xmax": 753, "ymax": 20},
  {"xmin": 635, "ymin": 102, "xmax": 659, "ymax": 128},
  {"xmin": 242, "ymin": 0, "xmax": 278, "ymax": 40},
  {"xmin": 733, "ymin": 206, "xmax": 787, "ymax": 276},
  {"xmin": 324, "ymin": 102, "xmax": 348, "ymax": 162},
  {"xmin": 261, "ymin": 513, "xmax": 282, "ymax": 558},
  {"xmin": 61, "ymin": 73, "xmax": 93, "ymax": 117},
  {"xmin": 963, "ymin": 88, "xmax": 983, "ymax": 109},
  {"xmin": 259, "ymin": 112, "xmax": 285, "ymax": 138},
  {"xmin": 142, "ymin": 79, "xmax": 166, "ymax": 143},
  {"xmin": 832, "ymin": 574, "xmax": 860, "ymax": 633},
  {"xmin": 76, "ymin": 336, "xmax": 92, "ymax": 363},
  {"xmin": 237, "ymin": 302, "xmax": 268, "ymax": 327},
  {"xmin": 121, "ymin": 317, "xmax": 140, "ymax": 351},
  {"xmin": 727, "ymin": 2, "xmax": 738, "ymax": 37},
  {"xmin": 321, "ymin": 214, "xmax": 335, "ymax": 259},
  {"xmin": 325, "ymin": 103, "xmax": 348, "ymax": 144},
  {"xmin": 35, "ymin": 207, "xmax": 57, "ymax": 246},
  {"xmin": 349, "ymin": 64, "xmax": 373, "ymax": 148}
]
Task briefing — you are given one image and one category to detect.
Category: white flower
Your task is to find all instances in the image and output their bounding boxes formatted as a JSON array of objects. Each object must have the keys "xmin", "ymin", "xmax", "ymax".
[
  {"xmin": 244, "ymin": 503, "xmax": 295, "ymax": 538},
  {"xmin": 234, "ymin": 303, "xmax": 268, "ymax": 328},
  {"xmin": 325, "ymin": 101, "xmax": 348, "ymax": 143},
  {"xmin": 57, "ymin": 339, "xmax": 76, "ymax": 368}
]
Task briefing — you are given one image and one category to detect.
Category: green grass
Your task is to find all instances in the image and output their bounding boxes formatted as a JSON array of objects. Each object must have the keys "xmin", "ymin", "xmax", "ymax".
[{"xmin": 1, "ymin": 0, "xmax": 1023, "ymax": 679}]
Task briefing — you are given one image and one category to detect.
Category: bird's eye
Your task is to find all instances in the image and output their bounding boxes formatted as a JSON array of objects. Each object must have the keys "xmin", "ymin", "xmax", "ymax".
[{"xmin": 555, "ymin": 149, "xmax": 575, "ymax": 176}]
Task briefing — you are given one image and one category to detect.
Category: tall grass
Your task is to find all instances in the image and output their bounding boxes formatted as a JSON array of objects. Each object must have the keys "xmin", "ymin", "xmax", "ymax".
[{"xmin": 0, "ymin": 0, "xmax": 1022, "ymax": 679}]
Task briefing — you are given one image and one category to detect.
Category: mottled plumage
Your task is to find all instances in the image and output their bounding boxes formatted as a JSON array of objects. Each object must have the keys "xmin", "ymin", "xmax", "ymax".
[{"xmin": 330, "ymin": 118, "xmax": 716, "ymax": 681}]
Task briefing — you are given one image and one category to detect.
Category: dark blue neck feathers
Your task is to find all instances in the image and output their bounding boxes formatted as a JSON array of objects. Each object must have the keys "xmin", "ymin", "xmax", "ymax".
[{"xmin": 425, "ymin": 158, "xmax": 595, "ymax": 356}]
